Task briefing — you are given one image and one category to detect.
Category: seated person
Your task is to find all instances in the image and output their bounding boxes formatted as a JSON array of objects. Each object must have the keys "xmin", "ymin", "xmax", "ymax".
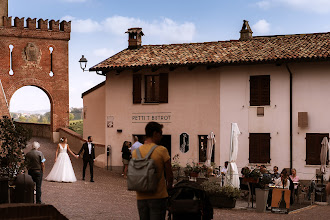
[
  {"xmin": 289, "ymin": 168, "xmax": 299, "ymax": 189},
  {"xmin": 274, "ymin": 169, "xmax": 290, "ymax": 189},
  {"xmin": 271, "ymin": 166, "xmax": 280, "ymax": 179}
]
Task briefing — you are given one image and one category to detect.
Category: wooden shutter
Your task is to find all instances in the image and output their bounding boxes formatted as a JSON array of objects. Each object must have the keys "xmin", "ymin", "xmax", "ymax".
[
  {"xmin": 306, "ymin": 133, "xmax": 329, "ymax": 165},
  {"xmin": 133, "ymin": 74, "xmax": 142, "ymax": 104},
  {"xmin": 250, "ymin": 75, "xmax": 270, "ymax": 106},
  {"xmin": 159, "ymin": 73, "xmax": 168, "ymax": 103},
  {"xmin": 249, "ymin": 133, "xmax": 270, "ymax": 163}
]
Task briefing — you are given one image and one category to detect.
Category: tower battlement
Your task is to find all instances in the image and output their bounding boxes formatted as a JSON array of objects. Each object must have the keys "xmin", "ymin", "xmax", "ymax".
[{"xmin": 1, "ymin": 16, "xmax": 71, "ymax": 32}]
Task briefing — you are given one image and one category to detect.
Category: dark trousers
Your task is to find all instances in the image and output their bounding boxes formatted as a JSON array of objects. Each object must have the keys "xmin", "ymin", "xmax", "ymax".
[
  {"xmin": 137, "ymin": 198, "xmax": 167, "ymax": 220},
  {"xmin": 28, "ymin": 170, "xmax": 43, "ymax": 203},
  {"xmin": 83, "ymin": 159, "xmax": 94, "ymax": 180}
]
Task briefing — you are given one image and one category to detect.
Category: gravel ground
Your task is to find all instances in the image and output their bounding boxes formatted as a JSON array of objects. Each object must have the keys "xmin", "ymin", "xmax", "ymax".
[{"xmin": 24, "ymin": 137, "xmax": 329, "ymax": 220}]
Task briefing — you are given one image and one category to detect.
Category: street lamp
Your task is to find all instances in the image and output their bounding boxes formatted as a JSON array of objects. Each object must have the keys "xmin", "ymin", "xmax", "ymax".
[{"xmin": 79, "ymin": 55, "xmax": 88, "ymax": 72}]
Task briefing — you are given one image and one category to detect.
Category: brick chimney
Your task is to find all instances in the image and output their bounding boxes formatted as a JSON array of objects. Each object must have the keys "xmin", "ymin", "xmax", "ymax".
[
  {"xmin": 240, "ymin": 20, "xmax": 253, "ymax": 41},
  {"xmin": 0, "ymin": 0, "xmax": 8, "ymax": 26},
  {"xmin": 125, "ymin": 27, "xmax": 144, "ymax": 49}
]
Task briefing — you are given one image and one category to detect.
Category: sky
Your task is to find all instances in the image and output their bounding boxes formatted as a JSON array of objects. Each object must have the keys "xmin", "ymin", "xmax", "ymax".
[{"xmin": 8, "ymin": 0, "xmax": 330, "ymax": 112}]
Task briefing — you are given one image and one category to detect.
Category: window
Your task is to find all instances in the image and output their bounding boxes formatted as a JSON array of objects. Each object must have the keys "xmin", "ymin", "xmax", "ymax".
[
  {"xmin": 306, "ymin": 133, "xmax": 329, "ymax": 165},
  {"xmin": 249, "ymin": 133, "xmax": 270, "ymax": 163},
  {"xmin": 198, "ymin": 135, "xmax": 214, "ymax": 163},
  {"xmin": 250, "ymin": 75, "xmax": 270, "ymax": 106},
  {"xmin": 133, "ymin": 73, "xmax": 168, "ymax": 104}
]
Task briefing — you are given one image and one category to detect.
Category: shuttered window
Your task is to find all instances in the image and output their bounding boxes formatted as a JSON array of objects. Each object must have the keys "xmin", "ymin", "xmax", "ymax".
[
  {"xmin": 133, "ymin": 74, "xmax": 142, "ymax": 103},
  {"xmin": 133, "ymin": 73, "xmax": 168, "ymax": 104},
  {"xmin": 250, "ymin": 75, "xmax": 270, "ymax": 106},
  {"xmin": 249, "ymin": 133, "xmax": 270, "ymax": 163},
  {"xmin": 306, "ymin": 133, "xmax": 329, "ymax": 165}
]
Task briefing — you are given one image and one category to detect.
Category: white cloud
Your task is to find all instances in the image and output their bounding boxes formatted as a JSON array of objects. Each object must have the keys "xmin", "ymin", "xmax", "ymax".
[
  {"xmin": 93, "ymin": 48, "xmax": 116, "ymax": 60},
  {"xmin": 64, "ymin": 15, "xmax": 196, "ymax": 44},
  {"xmin": 252, "ymin": 19, "xmax": 271, "ymax": 35},
  {"xmin": 257, "ymin": 0, "xmax": 330, "ymax": 14},
  {"xmin": 61, "ymin": 16, "xmax": 102, "ymax": 33}
]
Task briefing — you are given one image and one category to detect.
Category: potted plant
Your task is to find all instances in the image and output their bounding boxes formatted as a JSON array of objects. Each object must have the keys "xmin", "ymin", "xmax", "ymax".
[
  {"xmin": 171, "ymin": 154, "xmax": 181, "ymax": 171},
  {"xmin": 201, "ymin": 180, "xmax": 240, "ymax": 208},
  {"xmin": 242, "ymin": 167, "xmax": 260, "ymax": 183}
]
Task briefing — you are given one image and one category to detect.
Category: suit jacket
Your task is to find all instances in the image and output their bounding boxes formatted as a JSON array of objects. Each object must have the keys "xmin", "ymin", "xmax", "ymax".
[{"xmin": 78, "ymin": 142, "xmax": 95, "ymax": 161}]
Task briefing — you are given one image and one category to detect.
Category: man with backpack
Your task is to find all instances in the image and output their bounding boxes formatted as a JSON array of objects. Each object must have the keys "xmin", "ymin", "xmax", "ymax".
[{"xmin": 131, "ymin": 121, "xmax": 173, "ymax": 220}]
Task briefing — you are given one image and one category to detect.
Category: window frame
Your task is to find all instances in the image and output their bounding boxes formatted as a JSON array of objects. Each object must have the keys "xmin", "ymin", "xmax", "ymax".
[{"xmin": 306, "ymin": 133, "xmax": 329, "ymax": 165}]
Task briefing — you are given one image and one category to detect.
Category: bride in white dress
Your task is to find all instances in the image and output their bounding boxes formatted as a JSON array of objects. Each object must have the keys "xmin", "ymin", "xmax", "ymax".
[{"xmin": 46, "ymin": 137, "xmax": 77, "ymax": 182}]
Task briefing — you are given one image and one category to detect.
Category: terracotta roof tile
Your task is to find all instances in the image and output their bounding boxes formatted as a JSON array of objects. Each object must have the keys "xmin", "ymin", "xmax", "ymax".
[{"xmin": 90, "ymin": 32, "xmax": 330, "ymax": 71}]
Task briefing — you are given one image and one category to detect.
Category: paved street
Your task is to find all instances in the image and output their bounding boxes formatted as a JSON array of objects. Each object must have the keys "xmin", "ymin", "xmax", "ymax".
[{"xmin": 25, "ymin": 137, "xmax": 329, "ymax": 220}]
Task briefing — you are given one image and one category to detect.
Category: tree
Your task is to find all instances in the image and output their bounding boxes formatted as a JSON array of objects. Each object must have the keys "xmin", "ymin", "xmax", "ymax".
[
  {"xmin": 69, "ymin": 113, "xmax": 74, "ymax": 121},
  {"xmin": 28, "ymin": 115, "xmax": 38, "ymax": 123},
  {"xmin": 18, "ymin": 115, "xmax": 27, "ymax": 122},
  {"xmin": 0, "ymin": 116, "xmax": 32, "ymax": 180}
]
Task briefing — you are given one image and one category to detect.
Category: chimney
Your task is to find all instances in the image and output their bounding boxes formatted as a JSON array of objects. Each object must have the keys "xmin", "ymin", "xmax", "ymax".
[
  {"xmin": 240, "ymin": 20, "xmax": 253, "ymax": 41},
  {"xmin": 0, "ymin": 0, "xmax": 8, "ymax": 26},
  {"xmin": 125, "ymin": 28, "xmax": 144, "ymax": 49}
]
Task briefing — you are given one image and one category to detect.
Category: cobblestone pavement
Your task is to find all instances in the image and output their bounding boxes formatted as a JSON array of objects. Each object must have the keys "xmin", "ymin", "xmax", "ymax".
[{"xmin": 25, "ymin": 138, "xmax": 329, "ymax": 220}]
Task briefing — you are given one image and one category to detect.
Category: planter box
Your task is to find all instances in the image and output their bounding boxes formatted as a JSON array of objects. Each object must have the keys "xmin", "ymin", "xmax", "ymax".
[
  {"xmin": 243, "ymin": 177, "xmax": 259, "ymax": 183},
  {"xmin": 256, "ymin": 188, "xmax": 269, "ymax": 213},
  {"xmin": 209, "ymin": 194, "xmax": 236, "ymax": 208}
]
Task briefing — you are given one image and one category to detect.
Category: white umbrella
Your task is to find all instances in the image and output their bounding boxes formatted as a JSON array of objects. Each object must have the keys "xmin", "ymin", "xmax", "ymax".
[
  {"xmin": 226, "ymin": 123, "xmax": 240, "ymax": 188},
  {"xmin": 205, "ymin": 131, "xmax": 216, "ymax": 167},
  {"xmin": 320, "ymin": 137, "xmax": 328, "ymax": 174}
]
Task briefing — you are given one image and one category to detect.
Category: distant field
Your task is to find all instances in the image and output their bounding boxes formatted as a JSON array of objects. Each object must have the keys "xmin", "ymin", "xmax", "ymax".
[{"xmin": 69, "ymin": 119, "xmax": 83, "ymax": 136}]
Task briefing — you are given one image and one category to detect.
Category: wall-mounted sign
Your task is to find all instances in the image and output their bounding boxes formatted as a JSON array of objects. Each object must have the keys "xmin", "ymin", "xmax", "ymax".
[
  {"xmin": 107, "ymin": 116, "xmax": 114, "ymax": 128},
  {"xmin": 180, "ymin": 133, "xmax": 189, "ymax": 153},
  {"xmin": 132, "ymin": 112, "xmax": 171, "ymax": 123}
]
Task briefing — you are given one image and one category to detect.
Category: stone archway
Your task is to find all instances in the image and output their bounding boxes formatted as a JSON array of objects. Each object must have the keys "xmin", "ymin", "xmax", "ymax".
[{"xmin": 0, "ymin": 16, "xmax": 71, "ymax": 141}]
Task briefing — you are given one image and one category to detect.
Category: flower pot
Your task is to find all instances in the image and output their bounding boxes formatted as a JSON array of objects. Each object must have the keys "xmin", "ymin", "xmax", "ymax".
[
  {"xmin": 209, "ymin": 194, "xmax": 236, "ymax": 208},
  {"xmin": 243, "ymin": 177, "xmax": 259, "ymax": 183},
  {"xmin": 189, "ymin": 172, "xmax": 199, "ymax": 178},
  {"xmin": 256, "ymin": 188, "xmax": 269, "ymax": 213}
]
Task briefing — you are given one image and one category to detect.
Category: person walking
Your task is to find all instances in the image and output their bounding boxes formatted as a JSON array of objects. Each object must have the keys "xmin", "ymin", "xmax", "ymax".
[
  {"xmin": 131, "ymin": 136, "xmax": 143, "ymax": 153},
  {"xmin": 121, "ymin": 141, "xmax": 131, "ymax": 178},
  {"xmin": 77, "ymin": 136, "xmax": 95, "ymax": 182},
  {"xmin": 131, "ymin": 121, "xmax": 173, "ymax": 220},
  {"xmin": 25, "ymin": 141, "xmax": 46, "ymax": 204}
]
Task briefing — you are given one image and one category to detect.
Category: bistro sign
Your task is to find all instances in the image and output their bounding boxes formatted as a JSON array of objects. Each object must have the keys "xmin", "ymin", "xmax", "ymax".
[{"xmin": 132, "ymin": 112, "xmax": 171, "ymax": 123}]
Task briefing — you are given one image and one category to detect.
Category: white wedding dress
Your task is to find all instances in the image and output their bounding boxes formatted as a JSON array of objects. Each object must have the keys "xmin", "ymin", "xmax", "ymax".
[{"xmin": 46, "ymin": 144, "xmax": 77, "ymax": 182}]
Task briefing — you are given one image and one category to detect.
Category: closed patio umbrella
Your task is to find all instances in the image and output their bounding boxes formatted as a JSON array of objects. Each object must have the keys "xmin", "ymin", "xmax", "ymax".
[
  {"xmin": 226, "ymin": 123, "xmax": 240, "ymax": 188},
  {"xmin": 320, "ymin": 137, "xmax": 328, "ymax": 174},
  {"xmin": 205, "ymin": 132, "xmax": 216, "ymax": 167}
]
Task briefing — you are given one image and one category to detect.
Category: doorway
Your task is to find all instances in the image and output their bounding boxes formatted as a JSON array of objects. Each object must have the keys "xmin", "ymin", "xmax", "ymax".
[{"xmin": 133, "ymin": 134, "xmax": 171, "ymax": 159}]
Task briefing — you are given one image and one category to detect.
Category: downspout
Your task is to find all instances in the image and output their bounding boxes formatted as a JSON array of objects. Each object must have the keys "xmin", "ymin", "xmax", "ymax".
[{"xmin": 286, "ymin": 64, "xmax": 293, "ymax": 170}]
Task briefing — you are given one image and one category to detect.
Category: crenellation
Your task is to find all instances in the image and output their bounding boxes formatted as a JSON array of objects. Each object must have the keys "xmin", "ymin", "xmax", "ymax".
[
  {"xmin": 38, "ymin": 18, "xmax": 48, "ymax": 30},
  {"xmin": 2, "ymin": 16, "xmax": 11, "ymax": 27},
  {"xmin": 49, "ymin": 20, "xmax": 60, "ymax": 32},
  {"xmin": 26, "ymin": 18, "xmax": 36, "ymax": 29},
  {"xmin": 60, "ymin": 20, "xmax": 71, "ymax": 33},
  {"xmin": 14, "ymin": 17, "xmax": 24, "ymax": 29}
]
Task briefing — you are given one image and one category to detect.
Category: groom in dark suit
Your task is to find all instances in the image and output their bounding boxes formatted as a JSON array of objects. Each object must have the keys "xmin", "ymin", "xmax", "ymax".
[{"xmin": 77, "ymin": 136, "xmax": 95, "ymax": 182}]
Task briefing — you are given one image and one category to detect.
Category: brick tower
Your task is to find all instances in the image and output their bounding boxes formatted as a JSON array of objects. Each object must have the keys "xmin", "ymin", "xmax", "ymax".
[{"xmin": 0, "ymin": 0, "xmax": 71, "ymax": 140}]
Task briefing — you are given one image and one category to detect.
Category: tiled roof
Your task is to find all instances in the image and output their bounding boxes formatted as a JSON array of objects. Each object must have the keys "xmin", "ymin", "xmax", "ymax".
[{"xmin": 90, "ymin": 32, "xmax": 330, "ymax": 71}]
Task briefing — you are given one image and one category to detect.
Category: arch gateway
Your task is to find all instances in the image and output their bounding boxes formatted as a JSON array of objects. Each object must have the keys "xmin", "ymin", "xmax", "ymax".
[{"xmin": 0, "ymin": 0, "xmax": 71, "ymax": 141}]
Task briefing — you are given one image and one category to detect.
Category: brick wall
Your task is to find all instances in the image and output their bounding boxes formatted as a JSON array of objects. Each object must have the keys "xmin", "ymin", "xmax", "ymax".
[{"xmin": 0, "ymin": 16, "xmax": 70, "ymax": 133}]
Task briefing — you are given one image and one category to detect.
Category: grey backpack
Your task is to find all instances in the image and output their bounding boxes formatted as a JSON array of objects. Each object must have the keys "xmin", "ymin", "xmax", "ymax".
[{"xmin": 127, "ymin": 145, "xmax": 159, "ymax": 192}]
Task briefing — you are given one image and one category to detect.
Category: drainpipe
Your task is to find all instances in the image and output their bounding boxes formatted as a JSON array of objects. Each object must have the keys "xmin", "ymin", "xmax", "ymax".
[{"xmin": 286, "ymin": 64, "xmax": 293, "ymax": 170}]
